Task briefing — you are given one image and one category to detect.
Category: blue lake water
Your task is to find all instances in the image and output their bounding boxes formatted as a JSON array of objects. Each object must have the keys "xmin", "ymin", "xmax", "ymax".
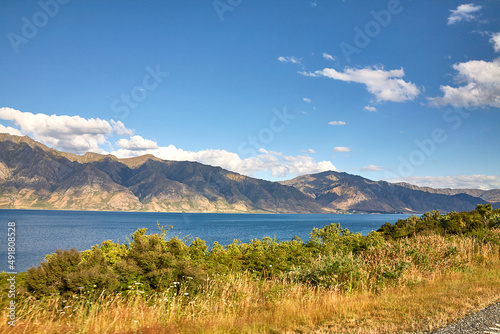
[{"xmin": 0, "ymin": 209, "xmax": 410, "ymax": 272}]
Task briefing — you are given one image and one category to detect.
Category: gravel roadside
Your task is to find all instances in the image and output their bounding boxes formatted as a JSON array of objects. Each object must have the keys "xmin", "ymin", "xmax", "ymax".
[{"xmin": 426, "ymin": 301, "xmax": 500, "ymax": 334}]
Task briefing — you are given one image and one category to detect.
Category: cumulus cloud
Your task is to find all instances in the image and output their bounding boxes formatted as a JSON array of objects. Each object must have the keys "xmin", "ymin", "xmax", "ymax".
[
  {"xmin": 303, "ymin": 97, "xmax": 312, "ymax": 103},
  {"xmin": 0, "ymin": 108, "xmax": 336, "ymax": 180},
  {"xmin": 447, "ymin": 3, "xmax": 482, "ymax": 25},
  {"xmin": 0, "ymin": 107, "xmax": 123, "ymax": 154},
  {"xmin": 364, "ymin": 105, "xmax": 377, "ymax": 112},
  {"xmin": 490, "ymin": 32, "xmax": 500, "ymax": 52},
  {"xmin": 117, "ymin": 135, "xmax": 159, "ymax": 151},
  {"xmin": 322, "ymin": 52, "xmax": 335, "ymax": 61},
  {"xmin": 333, "ymin": 146, "xmax": 350, "ymax": 152},
  {"xmin": 111, "ymin": 120, "xmax": 134, "ymax": 136},
  {"xmin": 386, "ymin": 175, "xmax": 500, "ymax": 190},
  {"xmin": 278, "ymin": 56, "xmax": 301, "ymax": 64},
  {"xmin": 0, "ymin": 123, "xmax": 24, "ymax": 136},
  {"xmin": 429, "ymin": 57, "xmax": 500, "ymax": 108},
  {"xmin": 301, "ymin": 66, "xmax": 420, "ymax": 103},
  {"xmin": 112, "ymin": 138, "xmax": 336, "ymax": 178},
  {"xmin": 270, "ymin": 154, "xmax": 336, "ymax": 177},
  {"xmin": 328, "ymin": 121, "xmax": 346, "ymax": 126}
]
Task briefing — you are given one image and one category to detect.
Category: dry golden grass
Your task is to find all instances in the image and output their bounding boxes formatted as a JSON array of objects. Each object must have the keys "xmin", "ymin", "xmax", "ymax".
[{"xmin": 2, "ymin": 233, "xmax": 499, "ymax": 334}]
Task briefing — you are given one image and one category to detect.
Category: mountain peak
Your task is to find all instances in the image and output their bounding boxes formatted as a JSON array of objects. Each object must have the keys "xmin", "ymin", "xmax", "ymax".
[
  {"xmin": 282, "ymin": 170, "xmax": 493, "ymax": 213},
  {"xmin": 0, "ymin": 133, "xmax": 51, "ymax": 151},
  {"xmin": 0, "ymin": 134, "xmax": 495, "ymax": 213},
  {"xmin": 118, "ymin": 154, "xmax": 163, "ymax": 168}
]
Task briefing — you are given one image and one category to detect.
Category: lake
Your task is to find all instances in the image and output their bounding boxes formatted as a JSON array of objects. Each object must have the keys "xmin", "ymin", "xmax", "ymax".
[{"xmin": 0, "ymin": 209, "xmax": 410, "ymax": 272}]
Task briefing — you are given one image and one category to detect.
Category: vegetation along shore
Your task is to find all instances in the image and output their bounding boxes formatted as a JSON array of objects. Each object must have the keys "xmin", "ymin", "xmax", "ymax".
[{"xmin": 1, "ymin": 204, "xmax": 500, "ymax": 333}]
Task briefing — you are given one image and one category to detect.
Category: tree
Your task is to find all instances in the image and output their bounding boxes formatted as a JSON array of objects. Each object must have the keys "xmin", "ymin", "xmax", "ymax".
[
  {"xmin": 476, "ymin": 204, "xmax": 493, "ymax": 229},
  {"xmin": 491, "ymin": 214, "xmax": 500, "ymax": 229}
]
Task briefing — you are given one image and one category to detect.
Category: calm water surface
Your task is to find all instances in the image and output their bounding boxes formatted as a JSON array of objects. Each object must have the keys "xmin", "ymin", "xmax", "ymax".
[{"xmin": 1, "ymin": 210, "xmax": 410, "ymax": 272}]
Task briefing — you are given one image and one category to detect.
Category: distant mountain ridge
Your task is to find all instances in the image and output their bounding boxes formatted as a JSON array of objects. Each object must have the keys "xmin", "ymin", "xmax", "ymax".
[
  {"xmin": 280, "ymin": 171, "xmax": 493, "ymax": 214},
  {"xmin": 0, "ymin": 134, "xmax": 495, "ymax": 214},
  {"xmin": 0, "ymin": 134, "xmax": 324, "ymax": 213},
  {"xmin": 393, "ymin": 182, "xmax": 500, "ymax": 204}
]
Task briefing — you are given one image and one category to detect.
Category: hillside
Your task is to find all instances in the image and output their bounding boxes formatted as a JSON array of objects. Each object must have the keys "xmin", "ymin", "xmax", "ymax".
[
  {"xmin": 0, "ymin": 134, "xmax": 324, "ymax": 213},
  {"xmin": 395, "ymin": 182, "xmax": 500, "ymax": 204},
  {"xmin": 280, "ymin": 171, "xmax": 489, "ymax": 213},
  {"xmin": 0, "ymin": 134, "xmax": 494, "ymax": 214}
]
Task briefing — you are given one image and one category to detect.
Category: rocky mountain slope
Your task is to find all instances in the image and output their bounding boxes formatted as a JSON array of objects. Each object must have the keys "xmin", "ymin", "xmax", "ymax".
[
  {"xmin": 0, "ymin": 134, "xmax": 494, "ymax": 214},
  {"xmin": 0, "ymin": 134, "xmax": 324, "ymax": 213},
  {"xmin": 394, "ymin": 182, "xmax": 500, "ymax": 204},
  {"xmin": 280, "ymin": 171, "xmax": 490, "ymax": 213}
]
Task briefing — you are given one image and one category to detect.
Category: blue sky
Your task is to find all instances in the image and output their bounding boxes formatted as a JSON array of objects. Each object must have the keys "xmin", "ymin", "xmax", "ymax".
[{"xmin": 0, "ymin": 0, "xmax": 499, "ymax": 189}]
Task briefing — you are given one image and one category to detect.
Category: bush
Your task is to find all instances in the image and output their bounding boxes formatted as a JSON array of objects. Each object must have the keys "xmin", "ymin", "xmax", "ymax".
[
  {"xmin": 292, "ymin": 253, "xmax": 364, "ymax": 292},
  {"xmin": 66, "ymin": 248, "xmax": 120, "ymax": 293},
  {"xmin": 22, "ymin": 207, "xmax": 500, "ymax": 299},
  {"xmin": 378, "ymin": 206, "xmax": 500, "ymax": 238},
  {"xmin": 26, "ymin": 248, "xmax": 81, "ymax": 296}
]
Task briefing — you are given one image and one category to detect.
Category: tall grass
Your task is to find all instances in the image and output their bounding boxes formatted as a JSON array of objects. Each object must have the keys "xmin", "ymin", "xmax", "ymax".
[{"xmin": 2, "ymin": 231, "xmax": 499, "ymax": 333}]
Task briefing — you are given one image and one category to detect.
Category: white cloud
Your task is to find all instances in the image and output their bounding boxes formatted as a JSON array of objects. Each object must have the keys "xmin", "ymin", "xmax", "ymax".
[
  {"xmin": 0, "ymin": 123, "xmax": 24, "ymax": 136},
  {"xmin": 448, "ymin": 3, "xmax": 482, "ymax": 25},
  {"xmin": 117, "ymin": 135, "xmax": 159, "ymax": 151},
  {"xmin": 277, "ymin": 155, "xmax": 336, "ymax": 177},
  {"xmin": 278, "ymin": 56, "xmax": 301, "ymax": 64},
  {"xmin": 308, "ymin": 148, "xmax": 316, "ymax": 154},
  {"xmin": 490, "ymin": 32, "xmax": 500, "ymax": 52},
  {"xmin": 0, "ymin": 108, "xmax": 336, "ymax": 180},
  {"xmin": 328, "ymin": 121, "xmax": 346, "ymax": 126},
  {"xmin": 385, "ymin": 175, "xmax": 500, "ymax": 190},
  {"xmin": 333, "ymin": 146, "xmax": 350, "ymax": 152},
  {"xmin": 112, "ymin": 137, "xmax": 336, "ymax": 179},
  {"xmin": 322, "ymin": 52, "xmax": 335, "ymax": 61},
  {"xmin": 111, "ymin": 120, "xmax": 134, "ymax": 136},
  {"xmin": 429, "ymin": 57, "xmax": 500, "ymax": 108},
  {"xmin": 360, "ymin": 165, "xmax": 383, "ymax": 172},
  {"xmin": 303, "ymin": 97, "xmax": 312, "ymax": 103},
  {"xmin": 301, "ymin": 66, "xmax": 420, "ymax": 103},
  {"xmin": 0, "ymin": 107, "xmax": 121, "ymax": 154},
  {"xmin": 364, "ymin": 105, "xmax": 377, "ymax": 112}
]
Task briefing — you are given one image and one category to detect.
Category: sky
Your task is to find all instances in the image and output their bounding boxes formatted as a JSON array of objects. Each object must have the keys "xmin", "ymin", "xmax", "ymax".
[{"xmin": 0, "ymin": 0, "xmax": 499, "ymax": 190}]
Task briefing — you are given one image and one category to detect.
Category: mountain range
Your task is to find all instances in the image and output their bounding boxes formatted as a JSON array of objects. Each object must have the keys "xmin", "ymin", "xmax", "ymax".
[{"xmin": 0, "ymin": 134, "xmax": 497, "ymax": 214}]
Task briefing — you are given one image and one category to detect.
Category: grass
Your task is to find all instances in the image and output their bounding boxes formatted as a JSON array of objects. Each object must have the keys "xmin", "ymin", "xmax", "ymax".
[
  {"xmin": 2, "ymin": 262, "xmax": 499, "ymax": 333},
  {"xmin": 2, "ymin": 232, "xmax": 500, "ymax": 334}
]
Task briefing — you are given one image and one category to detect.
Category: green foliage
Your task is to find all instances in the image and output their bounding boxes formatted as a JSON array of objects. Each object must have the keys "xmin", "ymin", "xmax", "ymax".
[
  {"xmin": 24, "ymin": 206, "xmax": 500, "ymax": 300},
  {"xmin": 491, "ymin": 214, "xmax": 500, "ymax": 229},
  {"xmin": 26, "ymin": 249, "xmax": 81, "ymax": 296},
  {"xmin": 476, "ymin": 204, "xmax": 493, "ymax": 229},
  {"xmin": 66, "ymin": 248, "xmax": 120, "ymax": 293},
  {"xmin": 81, "ymin": 240, "xmax": 128, "ymax": 264},
  {"xmin": 378, "ymin": 205, "xmax": 500, "ymax": 238},
  {"xmin": 188, "ymin": 237, "xmax": 208, "ymax": 262},
  {"xmin": 292, "ymin": 253, "xmax": 364, "ymax": 292},
  {"xmin": 26, "ymin": 228, "xmax": 206, "ymax": 297}
]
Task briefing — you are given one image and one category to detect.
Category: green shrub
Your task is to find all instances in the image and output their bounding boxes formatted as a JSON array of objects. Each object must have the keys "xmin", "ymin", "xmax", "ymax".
[
  {"xmin": 26, "ymin": 248, "xmax": 81, "ymax": 296},
  {"xmin": 292, "ymin": 253, "xmax": 364, "ymax": 292},
  {"xmin": 22, "ymin": 207, "xmax": 500, "ymax": 299},
  {"xmin": 66, "ymin": 248, "xmax": 120, "ymax": 293}
]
